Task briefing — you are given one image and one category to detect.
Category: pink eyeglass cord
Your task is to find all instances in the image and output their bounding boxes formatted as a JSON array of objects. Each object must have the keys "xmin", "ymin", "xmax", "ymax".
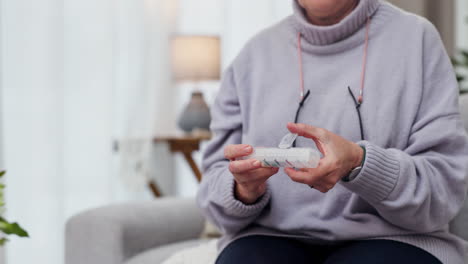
[{"xmin": 297, "ymin": 17, "xmax": 371, "ymax": 104}]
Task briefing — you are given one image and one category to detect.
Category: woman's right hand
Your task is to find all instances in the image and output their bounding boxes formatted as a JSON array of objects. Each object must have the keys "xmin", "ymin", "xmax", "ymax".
[{"xmin": 224, "ymin": 144, "xmax": 279, "ymax": 204}]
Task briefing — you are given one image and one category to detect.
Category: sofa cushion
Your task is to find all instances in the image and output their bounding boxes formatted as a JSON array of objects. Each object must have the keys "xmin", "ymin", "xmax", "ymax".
[
  {"xmin": 125, "ymin": 239, "xmax": 208, "ymax": 264},
  {"xmin": 161, "ymin": 239, "xmax": 218, "ymax": 264}
]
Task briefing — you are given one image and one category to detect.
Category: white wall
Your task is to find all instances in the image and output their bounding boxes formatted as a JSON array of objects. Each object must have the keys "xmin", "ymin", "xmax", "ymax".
[{"xmin": 223, "ymin": 0, "xmax": 292, "ymax": 65}]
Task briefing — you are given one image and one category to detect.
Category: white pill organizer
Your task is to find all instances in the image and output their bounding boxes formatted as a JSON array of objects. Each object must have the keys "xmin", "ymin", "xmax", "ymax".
[{"xmin": 239, "ymin": 147, "xmax": 321, "ymax": 168}]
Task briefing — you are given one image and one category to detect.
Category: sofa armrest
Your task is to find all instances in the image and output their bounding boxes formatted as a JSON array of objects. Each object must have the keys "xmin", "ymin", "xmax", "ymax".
[{"xmin": 65, "ymin": 197, "xmax": 205, "ymax": 264}]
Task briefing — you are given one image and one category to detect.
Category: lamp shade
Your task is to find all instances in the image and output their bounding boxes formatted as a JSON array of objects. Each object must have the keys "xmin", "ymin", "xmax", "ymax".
[{"xmin": 171, "ymin": 35, "xmax": 221, "ymax": 81}]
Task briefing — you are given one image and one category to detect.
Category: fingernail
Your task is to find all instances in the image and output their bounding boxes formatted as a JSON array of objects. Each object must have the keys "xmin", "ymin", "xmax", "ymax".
[
  {"xmin": 244, "ymin": 146, "xmax": 252, "ymax": 152},
  {"xmin": 253, "ymin": 160, "xmax": 261, "ymax": 167}
]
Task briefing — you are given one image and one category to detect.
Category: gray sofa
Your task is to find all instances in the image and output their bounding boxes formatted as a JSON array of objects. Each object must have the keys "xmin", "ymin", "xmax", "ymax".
[
  {"xmin": 65, "ymin": 197, "xmax": 468, "ymax": 264},
  {"xmin": 66, "ymin": 95, "xmax": 468, "ymax": 264},
  {"xmin": 65, "ymin": 198, "xmax": 207, "ymax": 264}
]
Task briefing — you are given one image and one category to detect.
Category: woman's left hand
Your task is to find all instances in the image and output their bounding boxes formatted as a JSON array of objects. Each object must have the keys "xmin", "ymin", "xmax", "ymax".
[{"xmin": 284, "ymin": 122, "xmax": 364, "ymax": 193}]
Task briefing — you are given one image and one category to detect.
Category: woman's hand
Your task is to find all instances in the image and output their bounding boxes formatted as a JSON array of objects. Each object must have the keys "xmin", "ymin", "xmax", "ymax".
[
  {"xmin": 284, "ymin": 123, "xmax": 364, "ymax": 193},
  {"xmin": 225, "ymin": 144, "xmax": 279, "ymax": 204}
]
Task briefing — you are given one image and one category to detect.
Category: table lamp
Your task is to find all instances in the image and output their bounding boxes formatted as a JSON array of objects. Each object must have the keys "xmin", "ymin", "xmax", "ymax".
[{"xmin": 171, "ymin": 35, "xmax": 221, "ymax": 133}]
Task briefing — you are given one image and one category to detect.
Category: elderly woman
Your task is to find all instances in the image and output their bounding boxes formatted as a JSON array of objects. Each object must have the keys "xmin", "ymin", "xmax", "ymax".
[{"xmin": 197, "ymin": 0, "xmax": 468, "ymax": 263}]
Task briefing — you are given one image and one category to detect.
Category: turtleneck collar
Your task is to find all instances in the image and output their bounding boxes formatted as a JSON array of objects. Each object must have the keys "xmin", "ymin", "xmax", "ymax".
[{"xmin": 291, "ymin": 0, "xmax": 380, "ymax": 46}]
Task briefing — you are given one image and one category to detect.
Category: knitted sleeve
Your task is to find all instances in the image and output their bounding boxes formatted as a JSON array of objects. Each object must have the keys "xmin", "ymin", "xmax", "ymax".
[
  {"xmin": 196, "ymin": 66, "xmax": 271, "ymax": 235},
  {"xmin": 342, "ymin": 21, "xmax": 468, "ymax": 232}
]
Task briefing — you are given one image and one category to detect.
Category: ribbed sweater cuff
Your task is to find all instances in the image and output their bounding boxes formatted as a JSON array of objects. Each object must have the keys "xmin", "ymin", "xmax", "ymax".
[
  {"xmin": 342, "ymin": 141, "xmax": 400, "ymax": 203},
  {"xmin": 220, "ymin": 174, "xmax": 271, "ymax": 217}
]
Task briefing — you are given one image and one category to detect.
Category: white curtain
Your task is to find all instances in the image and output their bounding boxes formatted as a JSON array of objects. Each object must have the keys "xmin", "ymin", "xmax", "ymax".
[
  {"xmin": 0, "ymin": 0, "xmax": 176, "ymax": 263},
  {"xmin": 113, "ymin": 0, "xmax": 178, "ymax": 199},
  {"xmin": 0, "ymin": 1, "xmax": 4, "ymax": 261},
  {"xmin": 1, "ymin": 1, "xmax": 64, "ymax": 264}
]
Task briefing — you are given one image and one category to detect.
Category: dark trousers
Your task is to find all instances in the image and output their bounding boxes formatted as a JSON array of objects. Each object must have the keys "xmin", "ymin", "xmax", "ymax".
[{"xmin": 216, "ymin": 235, "xmax": 442, "ymax": 264}]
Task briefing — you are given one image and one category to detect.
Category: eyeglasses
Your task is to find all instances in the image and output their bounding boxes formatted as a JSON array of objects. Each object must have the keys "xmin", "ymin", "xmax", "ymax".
[
  {"xmin": 347, "ymin": 86, "xmax": 365, "ymax": 141},
  {"xmin": 291, "ymin": 87, "xmax": 365, "ymax": 148},
  {"xmin": 292, "ymin": 90, "xmax": 310, "ymax": 148}
]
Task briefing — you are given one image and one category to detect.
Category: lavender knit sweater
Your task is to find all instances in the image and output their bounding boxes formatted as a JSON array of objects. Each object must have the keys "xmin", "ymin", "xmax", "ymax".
[{"xmin": 196, "ymin": 0, "xmax": 468, "ymax": 263}]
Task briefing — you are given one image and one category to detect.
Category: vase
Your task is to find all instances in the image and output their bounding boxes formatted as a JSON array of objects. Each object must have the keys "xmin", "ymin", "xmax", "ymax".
[{"xmin": 178, "ymin": 91, "xmax": 211, "ymax": 133}]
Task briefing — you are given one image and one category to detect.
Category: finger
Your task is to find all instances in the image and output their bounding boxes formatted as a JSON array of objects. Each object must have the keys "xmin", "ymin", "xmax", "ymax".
[
  {"xmin": 237, "ymin": 167, "xmax": 279, "ymax": 184},
  {"xmin": 237, "ymin": 178, "xmax": 268, "ymax": 194},
  {"xmin": 286, "ymin": 123, "xmax": 328, "ymax": 155},
  {"xmin": 287, "ymin": 123, "xmax": 326, "ymax": 140},
  {"xmin": 284, "ymin": 165, "xmax": 331, "ymax": 185},
  {"xmin": 284, "ymin": 167, "xmax": 314, "ymax": 185},
  {"xmin": 285, "ymin": 168, "xmax": 335, "ymax": 193},
  {"xmin": 224, "ymin": 144, "xmax": 253, "ymax": 160},
  {"xmin": 246, "ymin": 167, "xmax": 279, "ymax": 180},
  {"xmin": 229, "ymin": 159, "xmax": 262, "ymax": 174},
  {"xmin": 290, "ymin": 165, "xmax": 332, "ymax": 179}
]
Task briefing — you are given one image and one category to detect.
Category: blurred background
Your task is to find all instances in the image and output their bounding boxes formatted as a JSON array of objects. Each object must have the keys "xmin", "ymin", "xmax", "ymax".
[{"xmin": 0, "ymin": 0, "xmax": 467, "ymax": 263}]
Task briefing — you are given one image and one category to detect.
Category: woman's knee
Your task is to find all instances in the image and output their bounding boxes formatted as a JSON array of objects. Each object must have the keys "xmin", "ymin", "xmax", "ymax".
[
  {"xmin": 215, "ymin": 235, "xmax": 311, "ymax": 264},
  {"xmin": 324, "ymin": 240, "xmax": 442, "ymax": 264}
]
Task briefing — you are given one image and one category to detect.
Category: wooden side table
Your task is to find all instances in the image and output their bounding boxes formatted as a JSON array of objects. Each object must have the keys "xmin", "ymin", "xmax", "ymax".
[{"xmin": 150, "ymin": 134, "xmax": 211, "ymax": 197}]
